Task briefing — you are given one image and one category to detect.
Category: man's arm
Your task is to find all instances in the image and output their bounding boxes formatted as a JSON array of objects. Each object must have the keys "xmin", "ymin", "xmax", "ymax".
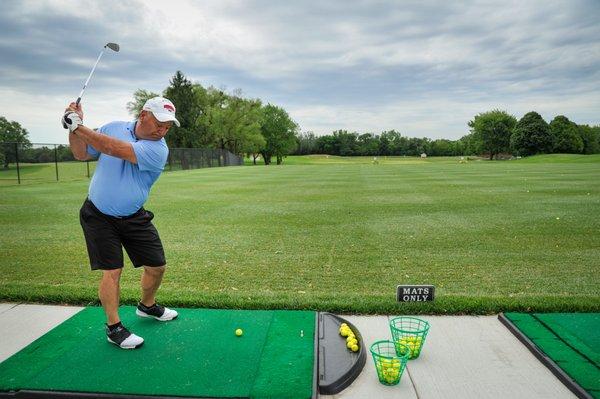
[
  {"xmin": 63, "ymin": 102, "xmax": 136, "ymax": 163},
  {"xmin": 68, "ymin": 132, "xmax": 93, "ymax": 161},
  {"xmin": 73, "ymin": 125, "xmax": 137, "ymax": 164}
]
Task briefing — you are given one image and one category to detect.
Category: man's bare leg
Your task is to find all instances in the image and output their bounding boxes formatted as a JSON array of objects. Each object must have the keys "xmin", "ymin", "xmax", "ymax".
[
  {"xmin": 137, "ymin": 265, "xmax": 177, "ymax": 321},
  {"xmin": 99, "ymin": 269, "xmax": 122, "ymax": 325},
  {"xmin": 140, "ymin": 265, "xmax": 165, "ymax": 307}
]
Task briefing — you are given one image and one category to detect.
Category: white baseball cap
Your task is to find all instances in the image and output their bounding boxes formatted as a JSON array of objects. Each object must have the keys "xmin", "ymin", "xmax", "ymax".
[{"xmin": 142, "ymin": 97, "xmax": 180, "ymax": 127}]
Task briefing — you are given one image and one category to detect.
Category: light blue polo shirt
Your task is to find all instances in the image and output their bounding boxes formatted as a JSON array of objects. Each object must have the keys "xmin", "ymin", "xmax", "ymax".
[{"xmin": 87, "ymin": 121, "xmax": 169, "ymax": 217}]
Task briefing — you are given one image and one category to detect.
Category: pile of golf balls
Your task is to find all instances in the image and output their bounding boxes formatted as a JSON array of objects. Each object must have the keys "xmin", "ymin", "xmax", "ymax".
[
  {"xmin": 375, "ymin": 358, "xmax": 402, "ymax": 384},
  {"xmin": 396, "ymin": 336, "xmax": 423, "ymax": 359},
  {"xmin": 339, "ymin": 323, "xmax": 359, "ymax": 352}
]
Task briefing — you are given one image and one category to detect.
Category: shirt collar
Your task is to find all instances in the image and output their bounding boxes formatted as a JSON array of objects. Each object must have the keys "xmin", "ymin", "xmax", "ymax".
[{"xmin": 127, "ymin": 120, "xmax": 138, "ymax": 141}]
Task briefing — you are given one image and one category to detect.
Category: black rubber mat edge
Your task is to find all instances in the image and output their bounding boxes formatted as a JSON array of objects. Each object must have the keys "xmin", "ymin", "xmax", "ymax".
[
  {"xmin": 317, "ymin": 313, "xmax": 366, "ymax": 395},
  {"xmin": 498, "ymin": 313, "xmax": 593, "ymax": 399}
]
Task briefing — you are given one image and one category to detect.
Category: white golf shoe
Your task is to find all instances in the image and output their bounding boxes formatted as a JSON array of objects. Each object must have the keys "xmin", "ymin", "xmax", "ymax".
[
  {"xmin": 136, "ymin": 302, "xmax": 178, "ymax": 321},
  {"xmin": 106, "ymin": 324, "xmax": 144, "ymax": 349}
]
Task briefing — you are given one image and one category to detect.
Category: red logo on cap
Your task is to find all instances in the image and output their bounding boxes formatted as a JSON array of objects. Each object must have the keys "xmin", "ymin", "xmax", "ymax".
[{"xmin": 164, "ymin": 104, "xmax": 175, "ymax": 112}]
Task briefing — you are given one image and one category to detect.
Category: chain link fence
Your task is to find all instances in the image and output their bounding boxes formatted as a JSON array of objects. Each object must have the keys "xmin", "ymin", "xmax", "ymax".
[
  {"xmin": 167, "ymin": 148, "xmax": 243, "ymax": 170},
  {"xmin": 1, "ymin": 142, "xmax": 243, "ymax": 185}
]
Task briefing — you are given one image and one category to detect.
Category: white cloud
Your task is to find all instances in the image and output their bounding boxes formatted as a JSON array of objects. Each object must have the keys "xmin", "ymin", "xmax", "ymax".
[{"xmin": 1, "ymin": 0, "xmax": 599, "ymax": 143}]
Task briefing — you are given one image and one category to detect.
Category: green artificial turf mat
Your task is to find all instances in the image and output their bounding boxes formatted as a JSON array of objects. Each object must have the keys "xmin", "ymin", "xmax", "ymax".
[
  {"xmin": 505, "ymin": 312, "xmax": 599, "ymax": 398},
  {"xmin": 0, "ymin": 306, "xmax": 316, "ymax": 398},
  {"xmin": 250, "ymin": 311, "xmax": 316, "ymax": 398}
]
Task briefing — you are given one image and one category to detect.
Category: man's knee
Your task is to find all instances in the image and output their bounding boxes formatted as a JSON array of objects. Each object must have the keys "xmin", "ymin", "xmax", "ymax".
[
  {"xmin": 102, "ymin": 268, "xmax": 123, "ymax": 283},
  {"xmin": 144, "ymin": 265, "xmax": 166, "ymax": 276}
]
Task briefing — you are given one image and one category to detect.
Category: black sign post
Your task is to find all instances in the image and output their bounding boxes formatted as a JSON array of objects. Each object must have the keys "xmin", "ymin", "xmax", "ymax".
[{"xmin": 396, "ymin": 285, "xmax": 435, "ymax": 302}]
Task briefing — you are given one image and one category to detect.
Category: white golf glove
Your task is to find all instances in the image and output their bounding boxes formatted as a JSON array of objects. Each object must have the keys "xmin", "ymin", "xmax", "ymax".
[{"xmin": 61, "ymin": 111, "xmax": 83, "ymax": 133}]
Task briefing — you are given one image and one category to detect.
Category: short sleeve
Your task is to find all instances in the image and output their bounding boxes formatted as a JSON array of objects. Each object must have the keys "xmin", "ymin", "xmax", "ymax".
[{"xmin": 131, "ymin": 139, "xmax": 169, "ymax": 172}]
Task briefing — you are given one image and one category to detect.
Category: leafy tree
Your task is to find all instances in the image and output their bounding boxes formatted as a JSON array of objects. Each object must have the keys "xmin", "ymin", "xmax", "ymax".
[
  {"xmin": 126, "ymin": 89, "xmax": 160, "ymax": 117},
  {"xmin": 203, "ymin": 92, "xmax": 263, "ymax": 155},
  {"xmin": 260, "ymin": 104, "xmax": 299, "ymax": 164},
  {"xmin": 357, "ymin": 133, "xmax": 380, "ymax": 155},
  {"xmin": 0, "ymin": 117, "xmax": 31, "ymax": 168},
  {"xmin": 162, "ymin": 71, "xmax": 202, "ymax": 148},
  {"xmin": 316, "ymin": 135, "xmax": 338, "ymax": 155},
  {"xmin": 430, "ymin": 139, "xmax": 453, "ymax": 156},
  {"xmin": 459, "ymin": 132, "xmax": 483, "ymax": 155},
  {"xmin": 335, "ymin": 130, "xmax": 359, "ymax": 156},
  {"xmin": 294, "ymin": 132, "xmax": 318, "ymax": 155},
  {"xmin": 578, "ymin": 124, "xmax": 600, "ymax": 154},
  {"xmin": 405, "ymin": 137, "xmax": 430, "ymax": 156},
  {"xmin": 380, "ymin": 130, "xmax": 402, "ymax": 155},
  {"xmin": 468, "ymin": 110, "xmax": 517, "ymax": 160},
  {"xmin": 510, "ymin": 111, "xmax": 553, "ymax": 156},
  {"xmin": 550, "ymin": 116, "xmax": 583, "ymax": 153}
]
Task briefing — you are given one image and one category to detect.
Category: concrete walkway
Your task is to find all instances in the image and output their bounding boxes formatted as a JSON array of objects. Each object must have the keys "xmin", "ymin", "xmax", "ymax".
[{"xmin": 0, "ymin": 303, "xmax": 576, "ymax": 399}]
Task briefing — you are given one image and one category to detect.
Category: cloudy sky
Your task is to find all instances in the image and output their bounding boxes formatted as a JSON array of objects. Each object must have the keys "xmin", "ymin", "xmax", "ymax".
[{"xmin": 1, "ymin": 0, "xmax": 599, "ymax": 144}]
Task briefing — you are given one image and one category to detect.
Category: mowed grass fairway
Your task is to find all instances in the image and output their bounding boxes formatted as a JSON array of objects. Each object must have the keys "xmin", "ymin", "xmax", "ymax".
[{"xmin": 1, "ymin": 155, "xmax": 599, "ymax": 314}]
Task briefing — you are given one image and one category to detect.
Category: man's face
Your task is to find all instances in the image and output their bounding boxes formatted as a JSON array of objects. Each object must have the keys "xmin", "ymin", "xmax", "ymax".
[{"xmin": 138, "ymin": 111, "xmax": 173, "ymax": 140}]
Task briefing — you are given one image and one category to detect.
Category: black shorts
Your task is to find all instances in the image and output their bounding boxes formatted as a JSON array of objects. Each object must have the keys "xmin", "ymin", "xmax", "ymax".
[{"xmin": 79, "ymin": 199, "xmax": 166, "ymax": 270}]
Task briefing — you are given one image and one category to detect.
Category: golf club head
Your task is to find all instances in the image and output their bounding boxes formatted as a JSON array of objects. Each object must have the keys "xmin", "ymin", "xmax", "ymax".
[{"xmin": 105, "ymin": 42, "xmax": 120, "ymax": 52}]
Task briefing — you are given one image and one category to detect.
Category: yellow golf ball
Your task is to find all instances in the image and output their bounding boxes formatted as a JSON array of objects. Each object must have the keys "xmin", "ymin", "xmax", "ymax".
[
  {"xmin": 235, "ymin": 328, "xmax": 243, "ymax": 337},
  {"xmin": 351, "ymin": 344, "xmax": 359, "ymax": 352}
]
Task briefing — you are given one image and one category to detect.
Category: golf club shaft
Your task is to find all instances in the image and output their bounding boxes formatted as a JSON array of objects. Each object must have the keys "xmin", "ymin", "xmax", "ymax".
[{"xmin": 75, "ymin": 49, "xmax": 105, "ymax": 105}]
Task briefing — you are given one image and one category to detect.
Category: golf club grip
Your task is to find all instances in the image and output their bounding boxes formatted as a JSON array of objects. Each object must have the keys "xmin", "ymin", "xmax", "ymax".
[{"xmin": 75, "ymin": 97, "xmax": 82, "ymax": 106}]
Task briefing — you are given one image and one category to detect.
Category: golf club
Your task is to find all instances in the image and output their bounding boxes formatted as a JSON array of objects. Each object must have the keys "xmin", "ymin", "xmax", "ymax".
[{"xmin": 75, "ymin": 42, "xmax": 120, "ymax": 106}]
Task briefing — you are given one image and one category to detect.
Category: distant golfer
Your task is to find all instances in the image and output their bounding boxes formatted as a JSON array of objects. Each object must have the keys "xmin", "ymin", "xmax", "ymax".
[{"xmin": 62, "ymin": 97, "xmax": 180, "ymax": 349}]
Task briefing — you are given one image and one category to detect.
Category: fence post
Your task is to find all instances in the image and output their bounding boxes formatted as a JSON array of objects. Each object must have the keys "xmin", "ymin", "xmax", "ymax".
[
  {"xmin": 54, "ymin": 144, "xmax": 59, "ymax": 181},
  {"xmin": 15, "ymin": 142, "xmax": 21, "ymax": 185}
]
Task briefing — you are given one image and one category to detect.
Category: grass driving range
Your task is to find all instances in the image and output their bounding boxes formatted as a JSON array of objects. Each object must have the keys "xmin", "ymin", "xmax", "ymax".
[{"xmin": 0, "ymin": 154, "xmax": 599, "ymax": 314}]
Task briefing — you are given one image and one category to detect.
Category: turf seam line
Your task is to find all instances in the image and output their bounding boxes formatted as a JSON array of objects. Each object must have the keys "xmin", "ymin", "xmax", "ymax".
[
  {"xmin": 248, "ymin": 311, "xmax": 275, "ymax": 397},
  {"xmin": 531, "ymin": 313, "xmax": 600, "ymax": 370}
]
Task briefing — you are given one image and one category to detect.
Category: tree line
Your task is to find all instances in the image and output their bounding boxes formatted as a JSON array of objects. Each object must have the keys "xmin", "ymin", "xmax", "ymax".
[
  {"xmin": 2, "ymin": 73, "xmax": 600, "ymax": 168},
  {"xmin": 294, "ymin": 111, "xmax": 600, "ymax": 159}
]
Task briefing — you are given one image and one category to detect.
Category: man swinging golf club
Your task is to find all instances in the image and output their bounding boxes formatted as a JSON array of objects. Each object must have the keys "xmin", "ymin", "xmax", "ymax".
[{"xmin": 63, "ymin": 96, "xmax": 179, "ymax": 349}]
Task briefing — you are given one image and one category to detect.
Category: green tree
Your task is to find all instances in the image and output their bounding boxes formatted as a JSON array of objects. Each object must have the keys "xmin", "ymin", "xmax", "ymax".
[
  {"xmin": 316, "ymin": 135, "xmax": 338, "ymax": 155},
  {"xmin": 246, "ymin": 132, "xmax": 267, "ymax": 164},
  {"xmin": 335, "ymin": 130, "xmax": 359, "ymax": 156},
  {"xmin": 163, "ymin": 71, "xmax": 202, "ymax": 148},
  {"xmin": 468, "ymin": 110, "xmax": 517, "ymax": 160},
  {"xmin": 0, "ymin": 117, "xmax": 31, "ymax": 168},
  {"xmin": 203, "ymin": 92, "xmax": 263, "ymax": 155},
  {"xmin": 550, "ymin": 116, "xmax": 583, "ymax": 153},
  {"xmin": 126, "ymin": 89, "xmax": 160, "ymax": 117},
  {"xmin": 380, "ymin": 130, "xmax": 403, "ymax": 155},
  {"xmin": 578, "ymin": 124, "xmax": 600, "ymax": 154},
  {"xmin": 459, "ymin": 132, "xmax": 483, "ymax": 155},
  {"xmin": 510, "ymin": 111, "xmax": 553, "ymax": 156},
  {"xmin": 357, "ymin": 133, "xmax": 380, "ymax": 155},
  {"xmin": 260, "ymin": 104, "xmax": 299, "ymax": 165},
  {"xmin": 430, "ymin": 139, "xmax": 453, "ymax": 156},
  {"xmin": 295, "ymin": 132, "xmax": 318, "ymax": 155}
]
